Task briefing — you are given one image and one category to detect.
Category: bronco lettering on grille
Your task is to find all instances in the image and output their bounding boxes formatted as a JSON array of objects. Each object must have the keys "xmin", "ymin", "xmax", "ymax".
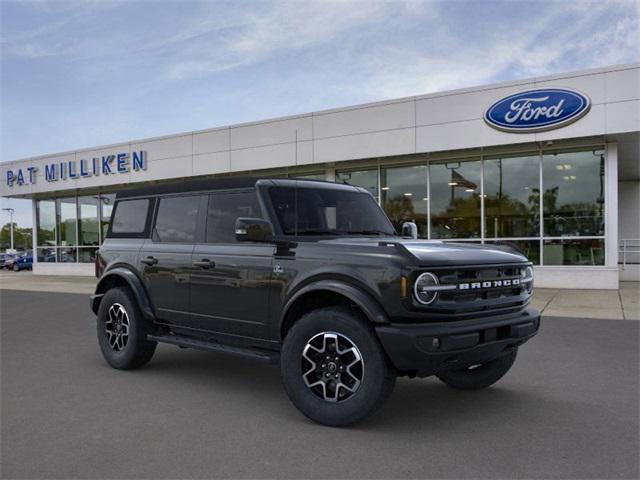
[{"xmin": 458, "ymin": 278, "xmax": 521, "ymax": 290}]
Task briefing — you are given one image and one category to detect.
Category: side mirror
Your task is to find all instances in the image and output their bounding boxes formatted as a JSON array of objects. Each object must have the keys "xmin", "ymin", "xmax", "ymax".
[
  {"xmin": 401, "ymin": 221, "xmax": 418, "ymax": 239},
  {"xmin": 235, "ymin": 217, "xmax": 274, "ymax": 242}
]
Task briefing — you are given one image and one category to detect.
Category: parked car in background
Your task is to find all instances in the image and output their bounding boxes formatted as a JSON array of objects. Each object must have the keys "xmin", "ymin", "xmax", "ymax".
[
  {"xmin": 12, "ymin": 251, "xmax": 33, "ymax": 271},
  {"xmin": 2, "ymin": 253, "xmax": 17, "ymax": 270}
]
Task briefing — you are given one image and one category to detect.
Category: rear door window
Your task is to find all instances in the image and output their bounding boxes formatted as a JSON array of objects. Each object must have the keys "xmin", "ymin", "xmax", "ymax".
[
  {"xmin": 153, "ymin": 195, "xmax": 201, "ymax": 243},
  {"xmin": 110, "ymin": 199, "xmax": 150, "ymax": 235}
]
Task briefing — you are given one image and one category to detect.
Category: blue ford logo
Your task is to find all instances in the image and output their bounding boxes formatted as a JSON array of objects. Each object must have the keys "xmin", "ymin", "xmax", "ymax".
[{"xmin": 484, "ymin": 88, "xmax": 591, "ymax": 133}]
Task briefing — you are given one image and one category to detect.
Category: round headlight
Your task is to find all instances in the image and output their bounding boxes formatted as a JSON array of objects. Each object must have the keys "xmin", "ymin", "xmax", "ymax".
[
  {"xmin": 522, "ymin": 266, "xmax": 534, "ymax": 293},
  {"xmin": 414, "ymin": 272, "xmax": 440, "ymax": 305}
]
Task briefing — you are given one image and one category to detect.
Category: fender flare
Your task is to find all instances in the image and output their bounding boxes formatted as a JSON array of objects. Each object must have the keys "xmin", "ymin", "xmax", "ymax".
[
  {"xmin": 91, "ymin": 267, "xmax": 155, "ymax": 321},
  {"xmin": 279, "ymin": 279, "xmax": 389, "ymax": 336}
]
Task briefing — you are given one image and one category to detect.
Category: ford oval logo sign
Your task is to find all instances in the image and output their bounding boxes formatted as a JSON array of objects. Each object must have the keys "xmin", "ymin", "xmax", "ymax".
[{"xmin": 484, "ymin": 88, "xmax": 591, "ymax": 133}]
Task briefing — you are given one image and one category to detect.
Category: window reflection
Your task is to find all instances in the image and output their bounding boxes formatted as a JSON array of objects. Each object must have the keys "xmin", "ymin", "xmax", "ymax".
[
  {"xmin": 36, "ymin": 200, "xmax": 56, "ymax": 247},
  {"xmin": 543, "ymin": 238, "xmax": 604, "ymax": 265},
  {"xmin": 542, "ymin": 150, "xmax": 605, "ymax": 236},
  {"xmin": 381, "ymin": 165, "xmax": 428, "ymax": 237},
  {"xmin": 78, "ymin": 196, "xmax": 99, "ymax": 246},
  {"xmin": 430, "ymin": 160, "xmax": 481, "ymax": 238},
  {"xmin": 100, "ymin": 194, "xmax": 115, "ymax": 240},
  {"xmin": 57, "ymin": 198, "xmax": 77, "ymax": 246},
  {"xmin": 484, "ymin": 155, "xmax": 540, "ymax": 238},
  {"xmin": 336, "ymin": 169, "xmax": 378, "ymax": 200}
]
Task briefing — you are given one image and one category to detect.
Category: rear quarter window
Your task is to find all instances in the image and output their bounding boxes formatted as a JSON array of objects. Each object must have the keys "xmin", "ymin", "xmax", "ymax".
[{"xmin": 109, "ymin": 198, "xmax": 151, "ymax": 236}]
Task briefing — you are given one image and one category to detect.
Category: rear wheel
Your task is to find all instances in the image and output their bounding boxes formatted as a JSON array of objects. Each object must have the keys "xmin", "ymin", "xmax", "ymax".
[
  {"xmin": 436, "ymin": 349, "xmax": 518, "ymax": 390},
  {"xmin": 280, "ymin": 307, "xmax": 396, "ymax": 426},
  {"xmin": 97, "ymin": 287, "xmax": 157, "ymax": 369}
]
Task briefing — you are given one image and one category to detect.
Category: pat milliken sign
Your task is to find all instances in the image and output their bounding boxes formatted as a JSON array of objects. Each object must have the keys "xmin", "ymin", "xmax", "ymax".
[
  {"xmin": 4, "ymin": 151, "xmax": 147, "ymax": 187},
  {"xmin": 484, "ymin": 88, "xmax": 591, "ymax": 133}
]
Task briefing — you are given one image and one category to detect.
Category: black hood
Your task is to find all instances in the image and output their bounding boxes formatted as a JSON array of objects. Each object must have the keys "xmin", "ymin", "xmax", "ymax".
[{"xmin": 318, "ymin": 237, "xmax": 529, "ymax": 266}]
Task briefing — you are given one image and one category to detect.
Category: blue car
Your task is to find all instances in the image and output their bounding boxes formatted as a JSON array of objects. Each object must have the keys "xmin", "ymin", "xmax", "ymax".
[{"xmin": 12, "ymin": 252, "xmax": 33, "ymax": 271}]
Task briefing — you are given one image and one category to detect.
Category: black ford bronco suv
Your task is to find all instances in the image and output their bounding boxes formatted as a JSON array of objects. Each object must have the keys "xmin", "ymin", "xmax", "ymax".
[{"xmin": 91, "ymin": 177, "xmax": 540, "ymax": 426}]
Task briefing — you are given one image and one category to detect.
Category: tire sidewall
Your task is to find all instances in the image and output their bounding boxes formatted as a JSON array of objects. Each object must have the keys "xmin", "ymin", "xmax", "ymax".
[
  {"xmin": 281, "ymin": 308, "xmax": 394, "ymax": 426},
  {"xmin": 97, "ymin": 288, "xmax": 147, "ymax": 369}
]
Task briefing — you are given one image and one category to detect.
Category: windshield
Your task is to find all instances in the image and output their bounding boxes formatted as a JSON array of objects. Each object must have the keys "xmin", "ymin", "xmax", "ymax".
[{"xmin": 268, "ymin": 185, "xmax": 396, "ymax": 236}]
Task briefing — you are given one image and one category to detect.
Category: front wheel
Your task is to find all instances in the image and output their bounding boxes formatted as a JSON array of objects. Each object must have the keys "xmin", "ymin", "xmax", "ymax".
[
  {"xmin": 436, "ymin": 349, "xmax": 518, "ymax": 390},
  {"xmin": 97, "ymin": 287, "xmax": 157, "ymax": 369},
  {"xmin": 12, "ymin": 263, "xmax": 19, "ymax": 272},
  {"xmin": 280, "ymin": 307, "xmax": 396, "ymax": 427}
]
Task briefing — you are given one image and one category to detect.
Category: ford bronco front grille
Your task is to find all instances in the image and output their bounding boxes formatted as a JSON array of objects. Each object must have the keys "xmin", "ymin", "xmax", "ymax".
[{"xmin": 424, "ymin": 264, "xmax": 532, "ymax": 319}]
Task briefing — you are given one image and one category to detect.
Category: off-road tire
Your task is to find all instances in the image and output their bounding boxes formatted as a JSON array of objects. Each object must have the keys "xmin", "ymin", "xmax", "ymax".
[
  {"xmin": 436, "ymin": 349, "xmax": 518, "ymax": 390},
  {"xmin": 280, "ymin": 306, "xmax": 396, "ymax": 427},
  {"xmin": 97, "ymin": 287, "xmax": 157, "ymax": 369}
]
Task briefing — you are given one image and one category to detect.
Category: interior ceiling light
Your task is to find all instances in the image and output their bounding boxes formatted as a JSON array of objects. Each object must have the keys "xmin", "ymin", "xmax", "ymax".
[{"xmin": 381, "ymin": 187, "xmax": 390, "ymax": 191}]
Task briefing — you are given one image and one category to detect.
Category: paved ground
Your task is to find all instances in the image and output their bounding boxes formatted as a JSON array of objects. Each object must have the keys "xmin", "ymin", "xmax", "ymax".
[
  {"xmin": 1, "ymin": 270, "xmax": 639, "ymax": 319},
  {"xmin": 1, "ymin": 289, "xmax": 638, "ymax": 479}
]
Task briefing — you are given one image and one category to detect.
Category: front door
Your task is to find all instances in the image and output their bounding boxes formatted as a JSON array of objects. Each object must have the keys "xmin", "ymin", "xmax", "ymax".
[
  {"xmin": 188, "ymin": 190, "xmax": 273, "ymax": 342},
  {"xmin": 139, "ymin": 194, "xmax": 204, "ymax": 325}
]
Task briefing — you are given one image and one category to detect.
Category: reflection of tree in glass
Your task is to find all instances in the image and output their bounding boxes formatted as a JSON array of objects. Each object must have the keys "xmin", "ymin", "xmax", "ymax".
[
  {"xmin": 432, "ymin": 195, "xmax": 480, "ymax": 238},
  {"xmin": 383, "ymin": 196, "xmax": 421, "ymax": 233}
]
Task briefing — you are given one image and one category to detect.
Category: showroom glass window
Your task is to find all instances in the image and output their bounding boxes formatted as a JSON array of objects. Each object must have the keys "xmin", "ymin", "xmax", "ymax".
[
  {"xmin": 381, "ymin": 165, "xmax": 429, "ymax": 237},
  {"xmin": 542, "ymin": 149, "xmax": 605, "ymax": 266},
  {"xmin": 77, "ymin": 196, "xmax": 99, "ymax": 262},
  {"xmin": 542, "ymin": 150, "xmax": 605, "ymax": 237},
  {"xmin": 56, "ymin": 198, "xmax": 77, "ymax": 262},
  {"xmin": 100, "ymin": 194, "xmax": 115, "ymax": 240},
  {"xmin": 36, "ymin": 200, "xmax": 57, "ymax": 262},
  {"xmin": 336, "ymin": 169, "xmax": 379, "ymax": 200},
  {"xmin": 484, "ymin": 155, "xmax": 540, "ymax": 238},
  {"xmin": 430, "ymin": 159, "xmax": 481, "ymax": 239}
]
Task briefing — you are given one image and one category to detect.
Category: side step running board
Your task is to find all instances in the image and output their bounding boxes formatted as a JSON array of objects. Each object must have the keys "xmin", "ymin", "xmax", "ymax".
[{"xmin": 147, "ymin": 334, "xmax": 279, "ymax": 364}]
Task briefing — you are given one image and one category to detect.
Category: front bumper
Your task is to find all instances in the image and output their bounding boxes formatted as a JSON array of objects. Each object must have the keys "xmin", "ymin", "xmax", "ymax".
[{"xmin": 375, "ymin": 308, "xmax": 540, "ymax": 376}]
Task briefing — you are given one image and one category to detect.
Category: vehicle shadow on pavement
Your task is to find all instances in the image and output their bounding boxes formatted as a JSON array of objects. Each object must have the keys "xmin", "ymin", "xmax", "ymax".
[{"xmin": 130, "ymin": 344, "xmax": 550, "ymax": 430}]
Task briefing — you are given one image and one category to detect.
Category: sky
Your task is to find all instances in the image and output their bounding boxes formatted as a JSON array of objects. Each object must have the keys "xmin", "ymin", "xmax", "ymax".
[{"xmin": 1, "ymin": 0, "xmax": 639, "ymax": 228}]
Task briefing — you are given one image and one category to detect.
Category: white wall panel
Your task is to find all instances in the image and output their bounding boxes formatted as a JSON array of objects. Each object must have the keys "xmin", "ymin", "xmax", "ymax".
[
  {"xmin": 314, "ymin": 128, "xmax": 415, "ymax": 163},
  {"xmin": 193, "ymin": 128, "xmax": 230, "ymax": 155},
  {"xmin": 416, "ymin": 119, "xmax": 536, "ymax": 152},
  {"xmin": 416, "ymin": 85, "xmax": 532, "ymax": 126},
  {"xmin": 534, "ymin": 72, "xmax": 606, "ymax": 105},
  {"xmin": 230, "ymin": 116, "xmax": 312, "ymax": 150},
  {"xmin": 131, "ymin": 134, "xmax": 192, "ymax": 161},
  {"xmin": 132, "ymin": 156, "xmax": 193, "ymax": 182},
  {"xmin": 193, "ymin": 151, "xmax": 231, "ymax": 175},
  {"xmin": 606, "ymin": 100, "xmax": 640, "ymax": 134},
  {"xmin": 314, "ymin": 101, "xmax": 414, "ymax": 139},
  {"xmin": 231, "ymin": 143, "xmax": 296, "ymax": 172},
  {"xmin": 606, "ymin": 68, "xmax": 640, "ymax": 103}
]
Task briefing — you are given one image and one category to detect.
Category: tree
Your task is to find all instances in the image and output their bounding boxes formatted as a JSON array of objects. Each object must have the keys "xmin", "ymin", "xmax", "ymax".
[{"xmin": 0, "ymin": 223, "xmax": 32, "ymax": 251}]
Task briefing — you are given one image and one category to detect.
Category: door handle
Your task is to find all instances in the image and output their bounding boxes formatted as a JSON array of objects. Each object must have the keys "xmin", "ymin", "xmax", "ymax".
[
  {"xmin": 193, "ymin": 259, "xmax": 215, "ymax": 269},
  {"xmin": 141, "ymin": 256, "xmax": 158, "ymax": 266}
]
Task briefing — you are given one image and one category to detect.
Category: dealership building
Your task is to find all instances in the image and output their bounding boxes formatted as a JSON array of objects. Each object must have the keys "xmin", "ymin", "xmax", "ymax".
[{"xmin": 1, "ymin": 63, "xmax": 638, "ymax": 289}]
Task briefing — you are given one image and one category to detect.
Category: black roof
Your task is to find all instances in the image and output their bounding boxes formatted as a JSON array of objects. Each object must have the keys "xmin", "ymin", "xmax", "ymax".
[{"xmin": 116, "ymin": 176, "xmax": 357, "ymax": 199}]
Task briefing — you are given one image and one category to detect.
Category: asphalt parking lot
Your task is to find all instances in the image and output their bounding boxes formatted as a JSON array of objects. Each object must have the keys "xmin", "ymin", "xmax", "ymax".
[{"xmin": 1, "ymin": 289, "xmax": 638, "ymax": 479}]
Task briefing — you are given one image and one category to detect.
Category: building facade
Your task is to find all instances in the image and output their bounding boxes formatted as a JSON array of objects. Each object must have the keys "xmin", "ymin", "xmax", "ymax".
[{"xmin": 2, "ymin": 63, "xmax": 639, "ymax": 288}]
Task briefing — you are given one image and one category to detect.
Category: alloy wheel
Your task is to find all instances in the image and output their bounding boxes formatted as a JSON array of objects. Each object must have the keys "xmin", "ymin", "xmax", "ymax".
[
  {"xmin": 301, "ymin": 332, "xmax": 364, "ymax": 402},
  {"xmin": 105, "ymin": 303, "xmax": 130, "ymax": 352}
]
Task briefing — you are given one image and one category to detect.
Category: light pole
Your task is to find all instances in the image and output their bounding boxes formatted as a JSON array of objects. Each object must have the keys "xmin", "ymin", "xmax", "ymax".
[{"xmin": 2, "ymin": 207, "xmax": 15, "ymax": 251}]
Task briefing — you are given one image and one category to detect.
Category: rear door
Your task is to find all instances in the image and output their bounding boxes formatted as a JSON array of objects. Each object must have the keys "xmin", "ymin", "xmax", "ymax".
[
  {"xmin": 139, "ymin": 194, "xmax": 205, "ymax": 325},
  {"xmin": 189, "ymin": 189, "xmax": 274, "ymax": 341}
]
